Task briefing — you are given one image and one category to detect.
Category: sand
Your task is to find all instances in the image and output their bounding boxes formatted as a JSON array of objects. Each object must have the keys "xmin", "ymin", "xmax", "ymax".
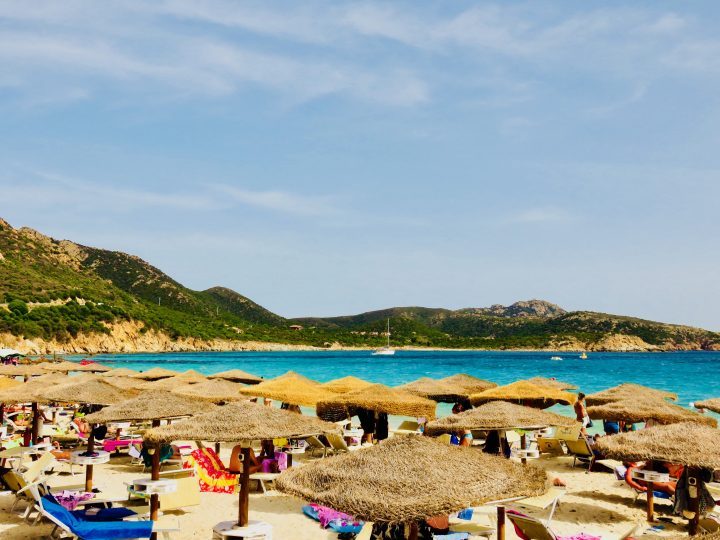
[{"xmin": 0, "ymin": 443, "xmax": 693, "ymax": 539}]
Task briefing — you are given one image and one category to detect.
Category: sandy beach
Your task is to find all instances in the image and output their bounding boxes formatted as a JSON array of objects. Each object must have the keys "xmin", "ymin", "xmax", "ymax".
[{"xmin": 0, "ymin": 441, "xmax": 691, "ymax": 539}]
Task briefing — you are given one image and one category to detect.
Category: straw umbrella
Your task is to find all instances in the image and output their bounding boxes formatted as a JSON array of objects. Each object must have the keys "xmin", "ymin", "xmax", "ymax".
[
  {"xmin": 42, "ymin": 360, "xmax": 111, "ymax": 373},
  {"xmin": 440, "ymin": 373, "xmax": 497, "ymax": 394},
  {"xmin": 40, "ymin": 378, "xmax": 136, "ymax": 491},
  {"xmin": 425, "ymin": 401, "xmax": 575, "ymax": 435},
  {"xmin": 276, "ymin": 435, "xmax": 548, "ymax": 539},
  {"xmin": 85, "ymin": 391, "xmax": 212, "ymax": 526},
  {"xmin": 694, "ymin": 398, "xmax": 720, "ymax": 414},
  {"xmin": 595, "ymin": 423, "xmax": 720, "ymax": 533},
  {"xmin": 587, "ymin": 398, "xmax": 716, "ymax": 427},
  {"xmin": 101, "ymin": 367, "xmax": 140, "ymax": 377},
  {"xmin": 240, "ymin": 372, "xmax": 334, "ymax": 407},
  {"xmin": 316, "ymin": 384, "xmax": 437, "ymax": 423},
  {"xmin": 135, "ymin": 370, "xmax": 207, "ymax": 391},
  {"xmin": 207, "ymin": 369, "xmax": 263, "ymax": 385},
  {"xmin": 585, "ymin": 383, "xmax": 677, "ymax": 407},
  {"xmin": 399, "ymin": 377, "xmax": 471, "ymax": 403},
  {"xmin": 524, "ymin": 377, "xmax": 577, "ymax": 391},
  {"xmin": 321, "ymin": 376, "xmax": 374, "ymax": 394},
  {"xmin": 130, "ymin": 367, "xmax": 178, "ymax": 380},
  {"xmin": 102, "ymin": 376, "xmax": 147, "ymax": 391},
  {"xmin": 0, "ymin": 363, "xmax": 49, "ymax": 380},
  {"xmin": 0, "ymin": 372, "xmax": 69, "ymax": 445},
  {"xmin": 470, "ymin": 381, "xmax": 574, "ymax": 409},
  {"xmin": 144, "ymin": 401, "xmax": 340, "ymax": 529},
  {"xmin": 172, "ymin": 379, "xmax": 246, "ymax": 403}
]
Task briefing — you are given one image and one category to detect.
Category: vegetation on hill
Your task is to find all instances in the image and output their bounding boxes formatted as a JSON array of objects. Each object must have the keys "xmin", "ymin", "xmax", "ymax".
[{"xmin": 0, "ymin": 218, "xmax": 718, "ymax": 351}]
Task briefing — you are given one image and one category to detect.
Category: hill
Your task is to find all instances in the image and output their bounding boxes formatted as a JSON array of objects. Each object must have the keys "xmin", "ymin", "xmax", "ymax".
[{"xmin": 0, "ymin": 218, "xmax": 718, "ymax": 353}]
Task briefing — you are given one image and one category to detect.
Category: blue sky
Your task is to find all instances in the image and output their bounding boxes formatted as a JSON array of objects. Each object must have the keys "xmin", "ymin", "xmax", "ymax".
[{"xmin": 1, "ymin": 2, "xmax": 719, "ymax": 329}]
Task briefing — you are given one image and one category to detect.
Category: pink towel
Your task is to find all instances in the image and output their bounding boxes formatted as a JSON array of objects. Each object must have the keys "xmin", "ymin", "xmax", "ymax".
[
  {"xmin": 310, "ymin": 503, "xmax": 359, "ymax": 528},
  {"xmin": 54, "ymin": 490, "xmax": 94, "ymax": 511}
]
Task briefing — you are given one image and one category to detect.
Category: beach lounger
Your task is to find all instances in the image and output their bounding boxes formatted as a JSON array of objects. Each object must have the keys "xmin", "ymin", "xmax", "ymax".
[
  {"xmin": 34, "ymin": 487, "xmax": 179, "ymax": 540},
  {"xmin": 250, "ymin": 472, "xmax": 280, "ymax": 494},
  {"xmin": 536, "ymin": 437, "xmax": 565, "ymax": 456},
  {"xmin": 509, "ymin": 487, "xmax": 566, "ymax": 527},
  {"xmin": 305, "ymin": 435, "xmax": 330, "ymax": 458},
  {"xmin": 128, "ymin": 469, "xmax": 200, "ymax": 511},
  {"xmin": 326, "ymin": 432, "xmax": 355, "ymax": 454},
  {"xmin": 508, "ymin": 513, "xmax": 639, "ymax": 540},
  {"xmin": 449, "ymin": 510, "xmax": 494, "ymax": 537},
  {"xmin": 554, "ymin": 425, "xmax": 581, "ymax": 441},
  {"xmin": 393, "ymin": 420, "xmax": 420, "ymax": 434},
  {"xmin": 564, "ymin": 438, "xmax": 595, "ymax": 470}
]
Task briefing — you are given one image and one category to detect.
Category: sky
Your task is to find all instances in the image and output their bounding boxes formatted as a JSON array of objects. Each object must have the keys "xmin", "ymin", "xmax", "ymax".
[{"xmin": 1, "ymin": 1, "xmax": 719, "ymax": 329}]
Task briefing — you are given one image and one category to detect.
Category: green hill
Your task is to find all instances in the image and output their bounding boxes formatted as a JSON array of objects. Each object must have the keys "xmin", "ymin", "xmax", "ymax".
[{"xmin": 0, "ymin": 218, "xmax": 718, "ymax": 352}]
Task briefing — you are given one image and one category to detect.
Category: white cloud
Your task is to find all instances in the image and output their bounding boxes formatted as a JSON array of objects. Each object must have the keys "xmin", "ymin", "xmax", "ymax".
[
  {"xmin": 506, "ymin": 208, "xmax": 572, "ymax": 225},
  {"xmin": 214, "ymin": 185, "xmax": 337, "ymax": 217}
]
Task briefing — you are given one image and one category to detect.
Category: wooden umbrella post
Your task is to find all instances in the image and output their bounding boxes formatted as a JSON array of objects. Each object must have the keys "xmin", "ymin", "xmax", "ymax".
[
  {"xmin": 497, "ymin": 506, "xmax": 506, "ymax": 540},
  {"xmin": 646, "ymin": 482, "xmax": 654, "ymax": 522},
  {"xmin": 0, "ymin": 403, "xmax": 4, "ymax": 428},
  {"xmin": 85, "ymin": 429, "xmax": 96, "ymax": 492},
  {"xmin": 150, "ymin": 419, "xmax": 161, "ymax": 540},
  {"xmin": 238, "ymin": 445, "xmax": 251, "ymax": 527},
  {"xmin": 215, "ymin": 441, "xmax": 221, "ymax": 456},
  {"xmin": 31, "ymin": 402, "xmax": 40, "ymax": 445},
  {"xmin": 520, "ymin": 433, "xmax": 527, "ymax": 465},
  {"xmin": 688, "ymin": 468, "xmax": 700, "ymax": 535},
  {"xmin": 408, "ymin": 521, "xmax": 419, "ymax": 540}
]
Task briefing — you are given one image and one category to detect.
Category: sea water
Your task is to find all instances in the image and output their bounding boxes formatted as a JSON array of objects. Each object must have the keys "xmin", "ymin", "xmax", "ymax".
[{"xmin": 74, "ymin": 350, "xmax": 720, "ymax": 408}]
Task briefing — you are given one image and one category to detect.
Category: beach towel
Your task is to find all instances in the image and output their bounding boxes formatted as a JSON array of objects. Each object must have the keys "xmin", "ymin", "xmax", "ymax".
[
  {"xmin": 53, "ymin": 490, "xmax": 94, "ymax": 511},
  {"xmin": 674, "ymin": 469, "xmax": 715, "ymax": 516},
  {"xmin": 302, "ymin": 504, "xmax": 364, "ymax": 534},
  {"xmin": 184, "ymin": 447, "xmax": 238, "ymax": 494}
]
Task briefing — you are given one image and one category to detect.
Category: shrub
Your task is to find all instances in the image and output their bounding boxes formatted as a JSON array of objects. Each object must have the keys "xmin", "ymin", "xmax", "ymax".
[{"xmin": 8, "ymin": 300, "xmax": 28, "ymax": 316}]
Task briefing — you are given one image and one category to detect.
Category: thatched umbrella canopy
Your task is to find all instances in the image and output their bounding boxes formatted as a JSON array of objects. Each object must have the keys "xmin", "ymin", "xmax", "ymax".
[
  {"xmin": 42, "ymin": 361, "xmax": 110, "ymax": 373},
  {"xmin": 145, "ymin": 400, "xmax": 339, "ymax": 445},
  {"xmin": 470, "ymin": 381, "xmax": 574, "ymax": 409},
  {"xmin": 524, "ymin": 377, "xmax": 577, "ymax": 391},
  {"xmin": 0, "ymin": 364, "xmax": 49, "ymax": 378},
  {"xmin": 84, "ymin": 391, "xmax": 212, "ymax": 424},
  {"xmin": 135, "ymin": 370, "xmax": 207, "ymax": 391},
  {"xmin": 145, "ymin": 401, "xmax": 341, "ymax": 528},
  {"xmin": 0, "ymin": 373, "xmax": 69, "ymax": 404},
  {"xmin": 585, "ymin": 383, "xmax": 677, "ymax": 407},
  {"xmin": 102, "ymin": 376, "xmax": 146, "ymax": 391},
  {"xmin": 399, "ymin": 377, "xmax": 470, "ymax": 403},
  {"xmin": 316, "ymin": 384, "xmax": 437, "ymax": 422},
  {"xmin": 41, "ymin": 378, "xmax": 136, "ymax": 406},
  {"xmin": 594, "ymin": 422, "xmax": 720, "ymax": 470},
  {"xmin": 587, "ymin": 398, "xmax": 716, "ymax": 427},
  {"xmin": 0, "ymin": 376, "xmax": 22, "ymax": 391},
  {"xmin": 100, "ymin": 367, "xmax": 139, "ymax": 377},
  {"xmin": 276, "ymin": 435, "xmax": 548, "ymax": 524},
  {"xmin": 694, "ymin": 398, "xmax": 720, "ymax": 415},
  {"xmin": 321, "ymin": 376, "xmax": 375, "ymax": 394},
  {"xmin": 425, "ymin": 401, "xmax": 575, "ymax": 435},
  {"xmin": 172, "ymin": 379, "xmax": 246, "ymax": 403},
  {"xmin": 130, "ymin": 367, "xmax": 178, "ymax": 380},
  {"xmin": 240, "ymin": 372, "xmax": 333, "ymax": 407},
  {"xmin": 0, "ymin": 372, "xmax": 70, "ymax": 445},
  {"xmin": 207, "ymin": 369, "xmax": 263, "ymax": 385},
  {"xmin": 439, "ymin": 373, "xmax": 497, "ymax": 394}
]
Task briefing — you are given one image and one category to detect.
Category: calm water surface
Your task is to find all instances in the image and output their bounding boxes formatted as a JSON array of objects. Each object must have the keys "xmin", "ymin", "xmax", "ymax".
[{"xmin": 72, "ymin": 350, "xmax": 720, "ymax": 407}]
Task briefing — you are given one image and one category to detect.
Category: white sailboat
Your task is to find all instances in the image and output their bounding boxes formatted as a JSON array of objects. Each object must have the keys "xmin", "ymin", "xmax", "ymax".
[{"xmin": 372, "ymin": 319, "xmax": 395, "ymax": 356}]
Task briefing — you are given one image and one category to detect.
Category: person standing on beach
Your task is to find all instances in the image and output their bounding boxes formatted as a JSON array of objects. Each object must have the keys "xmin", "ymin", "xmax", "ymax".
[{"xmin": 574, "ymin": 392, "xmax": 589, "ymax": 436}]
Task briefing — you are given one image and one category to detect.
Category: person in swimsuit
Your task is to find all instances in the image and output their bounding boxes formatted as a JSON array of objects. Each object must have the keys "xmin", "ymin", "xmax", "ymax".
[
  {"xmin": 574, "ymin": 392, "xmax": 589, "ymax": 436},
  {"xmin": 451, "ymin": 402, "xmax": 473, "ymax": 447}
]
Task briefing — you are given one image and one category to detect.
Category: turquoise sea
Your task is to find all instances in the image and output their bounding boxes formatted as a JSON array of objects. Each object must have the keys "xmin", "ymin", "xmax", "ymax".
[{"xmin": 72, "ymin": 350, "xmax": 720, "ymax": 410}]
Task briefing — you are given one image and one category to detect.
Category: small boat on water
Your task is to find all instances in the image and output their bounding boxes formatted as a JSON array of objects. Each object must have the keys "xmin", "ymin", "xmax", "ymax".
[
  {"xmin": 372, "ymin": 319, "xmax": 395, "ymax": 356},
  {"xmin": 579, "ymin": 352, "xmax": 588, "ymax": 359},
  {"xmin": 550, "ymin": 356, "xmax": 563, "ymax": 361}
]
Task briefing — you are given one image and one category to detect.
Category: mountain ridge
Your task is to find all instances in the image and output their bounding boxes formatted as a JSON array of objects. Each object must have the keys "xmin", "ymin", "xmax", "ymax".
[{"xmin": 1, "ymin": 218, "xmax": 718, "ymax": 353}]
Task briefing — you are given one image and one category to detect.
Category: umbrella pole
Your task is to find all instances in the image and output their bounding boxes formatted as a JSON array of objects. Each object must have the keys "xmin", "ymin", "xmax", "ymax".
[
  {"xmin": 31, "ymin": 402, "xmax": 39, "ymax": 445},
  {"xmin": 408, "ymin": 522, "xmax": 419, "ymax": 540},
  {"xmin": 688, "ymin": 467, "xmax": 700, "ymax": 535},
  {"xmin": 85, "ymin": 430, "xmax": 96, "ymax": 492},
  {"xmin": 646, "ymin": 483, "xmax": 654, "ymax": 522},
  {"xmin": 520, "ymin": 434, "xmax": 527, "ymax": 465},
  {"xmin": 497, "ymin": 506, "xmax": 506, "ymax": 540},
  {"xmin": 215, "ymin": 442, "xmax": 221, "ymax": 455},
  {"xmin": 238, "ymin": 446, "xmax": 251, "ymax": 527},
  {"xmin": 150, "ymin": 420, "xmax": 161, "ymax": 540}
]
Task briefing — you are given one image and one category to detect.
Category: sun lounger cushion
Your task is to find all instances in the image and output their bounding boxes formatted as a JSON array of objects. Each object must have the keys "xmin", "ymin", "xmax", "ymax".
[
  {"xmin": 184, "ymin": 448, "xmax": 238, "ymax": 494},
  {"xmin": 42, "ymin": 496, "xmax": 152, "ymax": 539},
  {"xmin": 102, "ymin": 439, "xmax": 143, "ymax": 453}
]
